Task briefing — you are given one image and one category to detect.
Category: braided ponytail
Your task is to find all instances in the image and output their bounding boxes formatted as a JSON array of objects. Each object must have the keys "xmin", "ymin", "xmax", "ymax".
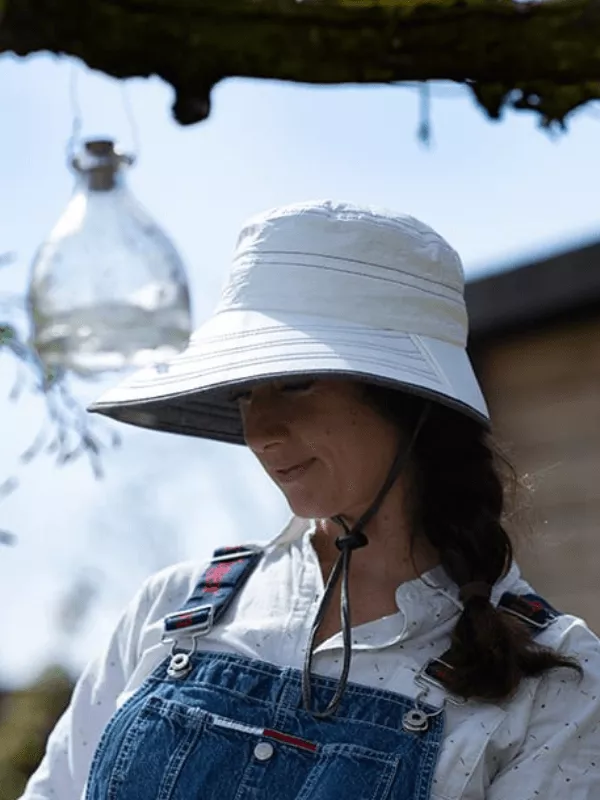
[{"xmin": 363, "ymin": 385, "xmax": 582, "ymax": 702}]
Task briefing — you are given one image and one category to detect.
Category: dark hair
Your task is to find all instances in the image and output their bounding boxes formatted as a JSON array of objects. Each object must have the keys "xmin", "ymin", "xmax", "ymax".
[{"xmin": 363, "ymin": 383, "xmax": 582, "ymax": 702}]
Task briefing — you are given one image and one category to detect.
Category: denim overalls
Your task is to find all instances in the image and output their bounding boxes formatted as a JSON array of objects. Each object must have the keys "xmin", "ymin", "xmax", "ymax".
[{"xmin": 84, "ymin": 547, "xmax": 560, "ymax": 800}]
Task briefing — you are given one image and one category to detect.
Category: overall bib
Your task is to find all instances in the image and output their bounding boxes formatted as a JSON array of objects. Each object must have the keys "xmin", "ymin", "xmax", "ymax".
[{"xmin": 84, "ymin": 547, "xmax": 560, "ymax": 800}]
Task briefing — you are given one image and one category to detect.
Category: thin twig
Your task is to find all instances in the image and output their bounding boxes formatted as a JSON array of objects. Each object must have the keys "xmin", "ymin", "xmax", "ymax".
[{"xmin": 1, "ymin": 293, "xmax": 120, "ymax": 543}]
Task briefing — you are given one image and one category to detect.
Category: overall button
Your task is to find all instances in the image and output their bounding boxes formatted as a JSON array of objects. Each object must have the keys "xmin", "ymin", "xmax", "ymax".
[
  {"xmin": 254, "ymin": 741, "xmax": 274, "ymax": 761},
  {"xmin": 167, "ymin": 652, "xmax": 192, "ymax": 679}
]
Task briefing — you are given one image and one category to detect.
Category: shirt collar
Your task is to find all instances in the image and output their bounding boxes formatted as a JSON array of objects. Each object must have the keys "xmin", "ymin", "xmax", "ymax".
[
  {"xmin": 266, "ymin": 515, "xmax": 314, "ymax": 548},
  {"xmin": 389, "ymin": 560, "xmax": 524, "ymax": 644}
]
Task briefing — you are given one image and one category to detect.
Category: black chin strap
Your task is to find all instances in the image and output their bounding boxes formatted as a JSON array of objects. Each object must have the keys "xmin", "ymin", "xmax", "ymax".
[{"xmin": 301, "ymin": 402, "xmax": 430, "ymax": 718}]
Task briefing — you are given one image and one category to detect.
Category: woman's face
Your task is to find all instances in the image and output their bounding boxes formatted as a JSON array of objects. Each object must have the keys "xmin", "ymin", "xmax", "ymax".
[{"xmin": 236, "ymin": 378, "xmax": 406, "ymax": 521}]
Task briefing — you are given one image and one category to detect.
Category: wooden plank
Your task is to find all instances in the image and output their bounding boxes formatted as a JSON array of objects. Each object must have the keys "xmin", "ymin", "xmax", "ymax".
[
  {"xmin": 482, "ymin": 321, "xmax": 600, "ymax": 452},
  {"xmin": 475, "ymin": 313, "xmax": 600, "ymax": 635},
  {"xmin": 507, "ymin": 451, "xmax": 600, "ymax": 510},
  {"xmin": 489, "ymin": 389, "xmax": 600, "ymax": 451},
  {"xmin": 480, "ymin": 317, "xmax": 600, "ymax": 396},
  {"xmin": 516, "ymin": 515, "xmax": 600, "ymax": 594},
  {"xmin": 515, "ymin": 500, "xmax": 600, "ymax": 546}
]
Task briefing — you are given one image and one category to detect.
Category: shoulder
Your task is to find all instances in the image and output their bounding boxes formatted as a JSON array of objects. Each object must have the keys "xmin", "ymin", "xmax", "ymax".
[
  {"xmin": 493, "ymin": 575, "xmax": 600, "ymax": 736},
  {"xmin": 510, "ymin": 592, "xmax": 599, "ymax": 730},
  {"xmin": 515, "ymin": 577, "xmax": 600, "ymax": 703},
  {"xmin": 534, "ymin": 607, "xmax": 600, "ymax": 711},
  {"xmin": 485, "ymin": 610, "xmax": 600, "ymax": 797},
  {"xmin": 142, "ymin": 559, "xmax": 209, "ymax": 612},
  {"xmin": 535, "ymin": 609, "xmax": 600, "ymax": 721},
  {"xmin": 504, "ymin": 568, "xmax": 600, "ymax": 665},
  {"xmin": 540, "ymin": 607, "xmax": 600, "ymax": 660},
  {"xmin": 518, "ymin": 580, "xmax": 600, "ymax": 673},
  {"xmin": 135, "ymin": 539, "xmax": 272, "ymax": 629}
]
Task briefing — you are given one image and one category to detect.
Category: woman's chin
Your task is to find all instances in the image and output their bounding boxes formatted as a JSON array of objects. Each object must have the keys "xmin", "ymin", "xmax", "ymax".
[{"xmin": 283, "ymin": 492, "xmax": 337, "ymax": 521}]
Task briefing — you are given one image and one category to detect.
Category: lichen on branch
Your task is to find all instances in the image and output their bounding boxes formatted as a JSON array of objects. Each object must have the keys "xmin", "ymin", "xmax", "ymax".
[{"xmin": 2, "ymin": 0, "xmax": 600, "ymax": 126}]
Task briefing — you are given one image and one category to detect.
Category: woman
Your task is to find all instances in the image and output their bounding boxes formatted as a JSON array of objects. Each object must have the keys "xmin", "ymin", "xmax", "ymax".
[{"xmin": 21, "ymin": 200, "xmax": 600, "ymax": 799}]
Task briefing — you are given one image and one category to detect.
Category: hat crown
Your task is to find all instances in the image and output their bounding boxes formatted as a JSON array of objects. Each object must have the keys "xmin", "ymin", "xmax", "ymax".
[
  {"xmin": 89, "ymin": 200, "xmax": 489, "ymax": 442},
  {"xmin": 216, "ymin": 200, "xmax": 468, "ymax": 347}
]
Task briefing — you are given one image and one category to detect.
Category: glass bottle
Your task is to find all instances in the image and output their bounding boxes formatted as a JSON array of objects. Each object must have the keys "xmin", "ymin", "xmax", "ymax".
[{"xmin": 28, "ymin": 139, "xmax": 192, "ymax": 376}]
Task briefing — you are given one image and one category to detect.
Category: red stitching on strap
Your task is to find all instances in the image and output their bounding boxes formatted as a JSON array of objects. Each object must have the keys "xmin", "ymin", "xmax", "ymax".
[
  {"xmin": 171, "ymin": 612, "xmax": 197, "ymax": 629},
  {"xmin": 204, "ymin": 561, "xmax": 239, "ymax": 593}
]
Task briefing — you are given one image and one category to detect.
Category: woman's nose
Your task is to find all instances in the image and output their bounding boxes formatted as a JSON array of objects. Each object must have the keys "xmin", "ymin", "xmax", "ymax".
[{"xmin": 242, "ymin": 398, "xmax": 289, "ymax": 452}]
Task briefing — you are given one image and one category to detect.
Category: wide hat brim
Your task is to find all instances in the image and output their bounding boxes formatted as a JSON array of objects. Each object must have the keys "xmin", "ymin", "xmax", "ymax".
[{"xmin": 88, "ymin": 307, "xmax": 490, "ymax": 445}]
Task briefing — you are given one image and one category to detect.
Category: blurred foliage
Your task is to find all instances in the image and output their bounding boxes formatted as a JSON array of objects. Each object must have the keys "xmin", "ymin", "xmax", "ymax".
[{"xmin": 0, "ymin": 667, "xmax": 74, "ymax": 800}]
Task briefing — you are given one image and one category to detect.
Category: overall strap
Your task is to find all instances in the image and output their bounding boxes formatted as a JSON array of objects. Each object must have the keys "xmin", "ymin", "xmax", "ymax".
[
  {"xmin": 496, "ymin": 591, "xmax": 562, "ymax": 629},
  {"xmin": 163, "ymin": 545, "xmax": 263, "ymax": 641},
  {"xmin": 419, "ymin": 591, "xmax": 563, "ymax": 690}
]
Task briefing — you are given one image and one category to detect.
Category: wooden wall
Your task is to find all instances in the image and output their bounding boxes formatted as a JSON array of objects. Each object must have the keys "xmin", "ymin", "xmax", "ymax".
[{"xmin": 478, "ymin": 313, "xmax": 600, "ymax": 632}]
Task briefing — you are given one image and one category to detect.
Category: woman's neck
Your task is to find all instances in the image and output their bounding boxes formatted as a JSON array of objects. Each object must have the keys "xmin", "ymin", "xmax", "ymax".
[{"xmin": 312, "ymin": 514, "xmax": 439, "ymax": 590}]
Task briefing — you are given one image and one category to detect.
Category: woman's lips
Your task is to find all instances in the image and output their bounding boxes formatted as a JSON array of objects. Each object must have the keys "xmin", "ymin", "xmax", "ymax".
[{"xmin": 276, "ymin": 458, "xmax": 316, "ymax": 483}]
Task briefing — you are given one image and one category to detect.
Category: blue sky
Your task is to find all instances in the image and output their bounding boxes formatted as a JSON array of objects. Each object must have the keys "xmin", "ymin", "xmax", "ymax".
[{"xmin": 1, "ymin": 52, "xmax": 599, "ymax": 687}]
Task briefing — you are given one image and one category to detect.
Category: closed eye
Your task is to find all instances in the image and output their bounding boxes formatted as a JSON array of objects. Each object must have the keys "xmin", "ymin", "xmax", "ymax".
[
  {"xmin": 229, "ymin": 379, "xmax": 316, "ymax": 406},
  {"xmin": 278, "ymin": 379, "xmax": 315, "ymax": 395},
  {"xmin": 229, "ymin": 388, "xmax": 253, "ymax": 405}
]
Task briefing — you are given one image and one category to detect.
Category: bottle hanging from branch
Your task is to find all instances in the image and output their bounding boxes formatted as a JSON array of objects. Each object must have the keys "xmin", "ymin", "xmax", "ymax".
[{"xmin": 28, "ymin": 139, "xmax": 192, "ymax": 376}]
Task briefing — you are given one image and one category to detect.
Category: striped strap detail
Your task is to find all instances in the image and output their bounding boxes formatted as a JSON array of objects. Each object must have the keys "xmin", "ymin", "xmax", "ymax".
[{"xmin": 163, "ymin": 545, "xmax": 263, "ymax": 638}]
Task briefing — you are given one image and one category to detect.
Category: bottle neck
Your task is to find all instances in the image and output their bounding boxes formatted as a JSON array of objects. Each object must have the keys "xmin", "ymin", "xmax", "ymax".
[{"xmin": 81, "ymin": 165, "xmax": 125, "ymax": 192}]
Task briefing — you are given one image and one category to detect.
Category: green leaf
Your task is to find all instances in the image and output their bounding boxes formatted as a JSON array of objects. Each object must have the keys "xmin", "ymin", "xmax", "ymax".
[{"xmin": 0, "ymin": 324, "xmax": 17, "ymax": 345}]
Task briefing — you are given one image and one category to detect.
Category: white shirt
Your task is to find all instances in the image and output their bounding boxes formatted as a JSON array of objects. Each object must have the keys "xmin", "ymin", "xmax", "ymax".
[{"xmin": 21, "ymin": 517, "xmax": 600, "ymax": 800}]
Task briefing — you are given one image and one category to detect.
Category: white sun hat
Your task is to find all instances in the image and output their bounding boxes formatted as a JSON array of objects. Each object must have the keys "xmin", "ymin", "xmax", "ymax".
[{"xmin": 88, "ymin": 200, "xmax": 489, "ymax": 443}]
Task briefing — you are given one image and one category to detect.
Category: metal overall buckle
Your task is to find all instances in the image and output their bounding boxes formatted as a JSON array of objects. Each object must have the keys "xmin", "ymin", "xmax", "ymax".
[
  {"xmin": 415, "ymin": 657, "xmax": 467, "ymax": 705},
  {"xmin": 162, "ymin": 604, "xmax": 215, "ymax": 680},
  {"xmin": 402, "ymin": 688, "xmax": 445, "ymax": 734},
  {"xmin": 402, "ymin": 658, "xmax": 466, "ymax": 734}
]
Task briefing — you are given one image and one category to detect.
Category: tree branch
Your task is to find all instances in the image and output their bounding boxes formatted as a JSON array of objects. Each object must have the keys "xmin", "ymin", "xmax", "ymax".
[{"xmin": 2, "ymin": 0, "xmax": 600, "ymax": 126}]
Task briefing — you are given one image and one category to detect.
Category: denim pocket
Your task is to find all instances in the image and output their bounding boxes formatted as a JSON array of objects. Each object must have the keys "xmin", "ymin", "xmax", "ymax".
[
  {"xmin": 295, "ymin": 742, "xmax": 400, "ymax": 800},
  {"xmin": 89, "ymin": 691, "xmax": 403, "ymax": 800},
  {"xmin": 102, "ymin": 695, "xmax": 209, "ymax": 800}
]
